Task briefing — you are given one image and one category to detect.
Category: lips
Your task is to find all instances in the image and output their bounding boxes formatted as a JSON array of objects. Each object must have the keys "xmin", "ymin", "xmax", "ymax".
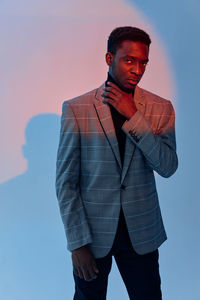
[
  {"xmin": 127, "ymin": 78, "xmax": 139, "ymax": 82},
  {"xmin": 127, "ymin": 78, "xmax": 139, "ymax": 84}
]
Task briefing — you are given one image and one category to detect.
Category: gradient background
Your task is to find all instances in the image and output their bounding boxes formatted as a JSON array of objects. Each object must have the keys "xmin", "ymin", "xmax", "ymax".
[{"xmin": 0, "ymin": 0, "xmax": 199, "ymax": 299}]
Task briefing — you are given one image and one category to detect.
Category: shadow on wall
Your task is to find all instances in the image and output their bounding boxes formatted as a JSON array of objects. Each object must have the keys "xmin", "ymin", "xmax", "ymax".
[{"xmin": 0, "ymin": 114, "xmax": 72, "ymax": 299}]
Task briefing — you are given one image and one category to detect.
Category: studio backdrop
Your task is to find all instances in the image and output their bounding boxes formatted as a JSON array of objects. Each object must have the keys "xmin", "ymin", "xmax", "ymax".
[{"xmin": 0, "ymin": 1, "xmax": 199, "ymax": 299}]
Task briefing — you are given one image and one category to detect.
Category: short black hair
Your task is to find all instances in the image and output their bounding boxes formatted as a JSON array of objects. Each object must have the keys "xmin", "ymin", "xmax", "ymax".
[{"xmin": 107, "ymin": 26, "xmax": 151, "ymax": 54}]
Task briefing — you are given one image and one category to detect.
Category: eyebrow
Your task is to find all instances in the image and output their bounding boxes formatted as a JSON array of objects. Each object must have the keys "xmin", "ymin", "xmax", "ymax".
[{"xmin": 125, "ymin": 55, "xmax": 149, "ymax": 63}]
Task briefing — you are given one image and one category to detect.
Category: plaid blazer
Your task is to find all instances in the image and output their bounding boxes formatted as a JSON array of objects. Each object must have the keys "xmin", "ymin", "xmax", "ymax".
[{"xmin": 56, "ymin": 82, "xmax": 178, "ymax": 258}]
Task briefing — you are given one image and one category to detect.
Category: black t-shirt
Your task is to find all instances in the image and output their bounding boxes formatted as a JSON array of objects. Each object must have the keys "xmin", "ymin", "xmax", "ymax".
[{"xmin": 105, "ymin": 73, "xmax": 135, "ymax": 167}]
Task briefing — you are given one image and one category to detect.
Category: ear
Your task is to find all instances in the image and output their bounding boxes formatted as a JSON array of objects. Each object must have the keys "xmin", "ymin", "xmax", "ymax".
[{"xmin": 105, "ymin": 52, "xmax": 113, "ymax": 66}]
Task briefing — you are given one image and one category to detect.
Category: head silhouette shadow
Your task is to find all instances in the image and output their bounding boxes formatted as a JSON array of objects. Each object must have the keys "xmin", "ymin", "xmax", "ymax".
[
  {"xmin": 22, "ymin": 113, "xmax": 61, "ymax": 176},
  {"xmin": 0, "ymin": 112, "xmax": 61, "ymax": 226}
]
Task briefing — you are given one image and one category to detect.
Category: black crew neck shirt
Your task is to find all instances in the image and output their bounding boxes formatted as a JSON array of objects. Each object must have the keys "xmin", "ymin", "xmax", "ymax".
[{"xmin": 105, "ymin": 73, "xmax": 135, "ymax": 167}]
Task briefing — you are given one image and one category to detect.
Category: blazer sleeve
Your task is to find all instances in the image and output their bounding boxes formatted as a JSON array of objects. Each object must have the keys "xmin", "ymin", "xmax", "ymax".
[
  {"xmin": 122, "ymin": 100, "xmax": 178, "ymax": 178},
  {"xmin": 55, "ymin": 101, "xmax": 92, "ymax": 251}
]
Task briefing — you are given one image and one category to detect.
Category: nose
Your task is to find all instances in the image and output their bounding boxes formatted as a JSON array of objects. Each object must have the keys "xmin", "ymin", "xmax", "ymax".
[{"xmin": 130, "ymin": 61, "xmax": 143, "ymax": 75}]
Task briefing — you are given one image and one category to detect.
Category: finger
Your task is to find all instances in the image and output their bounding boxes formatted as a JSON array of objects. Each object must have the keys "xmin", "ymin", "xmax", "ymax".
[
  {"xmin": 102, "ymin": 97, "xmax": 113, "ymax": 105},
  {"xmin": 87, "ymin": 274, "xmax": 97, "ymax": 282},
  {"xmin": 76, "ymin": 266, "xmax": 84, "ymax": 279},
  {"xmin": 103, "ymin": 86, "xmax": 118, "ymax": 96},
  {"xmin": 93, "ymin": 262, "xmax": 99, "ymax": 274},
  {"xmin": 90, "ymin": 262, "xmax": 99, "ymax": 276},
  {"xmin": 101, "ymin": 92, "xmax": 116, "ymax": 102},
  {"xmin": 82, "ymin": 267, "xmax": 96, "ymax": 281},
  {"xmin": 73, "ymin": 267, "xmax": 79, "ymax": 276},
  {"xmin": 107, "ymin": 81, "xmax": 121, "ymax": 92},
  {"xmin": 73, "ymin": 267, "xmax": 81, "ymax": 279},
  {"xmin": 102, "ymin": 98, "xmax": 118, "ymax": 111}
]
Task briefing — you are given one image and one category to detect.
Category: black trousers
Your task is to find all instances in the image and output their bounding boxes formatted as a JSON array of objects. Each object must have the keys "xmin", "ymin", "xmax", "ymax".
[{"xmin": 73, "ymin": 208, "xmax": 162, "ymax": 300}]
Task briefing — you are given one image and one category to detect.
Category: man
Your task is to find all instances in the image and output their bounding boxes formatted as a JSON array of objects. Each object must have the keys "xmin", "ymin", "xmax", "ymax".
[{"xmin": 56, "ymin": 26, "xmax": 178, "ymax": 300}]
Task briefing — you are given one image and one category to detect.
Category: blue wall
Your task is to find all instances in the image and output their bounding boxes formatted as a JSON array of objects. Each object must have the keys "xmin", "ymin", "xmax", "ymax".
[{"xmin": 0, "ymin": 1, "xmax": 199, "ymax": 299}]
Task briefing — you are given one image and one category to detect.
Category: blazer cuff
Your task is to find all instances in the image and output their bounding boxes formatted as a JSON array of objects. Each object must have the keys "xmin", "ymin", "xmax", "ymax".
[
  {"xmin": 122, "ymin": 110, "xmax": 153, "ymax": 139},
  {"xmin": 122, "ymin": 110, "xmax": 156, "ymax": 155},
  {"xmin": 66, "ymin": 231, "xmax": 93, "ymax": 252}
]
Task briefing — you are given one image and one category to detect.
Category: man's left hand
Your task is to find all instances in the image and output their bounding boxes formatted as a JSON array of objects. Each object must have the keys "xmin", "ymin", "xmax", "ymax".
[{"xmin": 101, "ymin": 81, "xmax": 137, "ymax": 119}]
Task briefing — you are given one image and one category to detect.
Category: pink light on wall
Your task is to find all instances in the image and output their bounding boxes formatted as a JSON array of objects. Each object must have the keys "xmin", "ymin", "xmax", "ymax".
[{"xmin": 0, "ymin": 0, "xmax": 176, "ymax": 183}]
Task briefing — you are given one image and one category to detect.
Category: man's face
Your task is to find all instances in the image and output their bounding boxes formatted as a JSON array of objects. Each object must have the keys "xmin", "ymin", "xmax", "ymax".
[{"xmin": 106, "ymin": 40, "xmax": 149, "ymax": 91}]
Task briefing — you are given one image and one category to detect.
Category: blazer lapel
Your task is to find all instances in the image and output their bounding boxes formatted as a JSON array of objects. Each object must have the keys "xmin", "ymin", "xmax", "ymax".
[{"xmin": 94, "ymin": 82, "xmax": 122, "ymax": 170}]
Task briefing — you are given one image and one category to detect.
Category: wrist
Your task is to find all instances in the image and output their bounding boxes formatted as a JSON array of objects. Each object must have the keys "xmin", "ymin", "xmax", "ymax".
[
  {"xmin": 72, "ymin": 245, "xmax": 88, "ymax": 252},
  {"xmin": 127, "ymin": 108, "xmax": 137, "ymax": 120}
]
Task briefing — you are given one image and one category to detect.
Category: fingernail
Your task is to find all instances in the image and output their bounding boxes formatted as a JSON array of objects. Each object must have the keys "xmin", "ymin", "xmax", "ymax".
[{"xmin": 87, "ymin": 275, "xmax": 97, "ymax": 281}]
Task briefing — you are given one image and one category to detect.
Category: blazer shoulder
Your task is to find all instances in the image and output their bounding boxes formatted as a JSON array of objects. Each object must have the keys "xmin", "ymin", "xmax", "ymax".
[
  {"xmin": 62, "ymin": 87, "xmax": 98, "ymax": 107},
  {"xmin": 140, "ymin": 87, "xmax": 173, "ymax": 107}
]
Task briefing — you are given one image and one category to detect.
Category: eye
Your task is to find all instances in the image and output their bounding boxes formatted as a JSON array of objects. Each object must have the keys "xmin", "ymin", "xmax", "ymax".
[
  {"xmin": 124, "ymin": 58, "xmax": 133, "ymax": 64},
  {"xmin": 142, "ymin": 61, "xmax": 148, "ymax": 67}
]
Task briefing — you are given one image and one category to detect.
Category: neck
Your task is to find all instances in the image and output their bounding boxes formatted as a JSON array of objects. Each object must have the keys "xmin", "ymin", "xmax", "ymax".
[{"xmin": 106, "ymin": 72, "xmax": 135, "ymax": 96}]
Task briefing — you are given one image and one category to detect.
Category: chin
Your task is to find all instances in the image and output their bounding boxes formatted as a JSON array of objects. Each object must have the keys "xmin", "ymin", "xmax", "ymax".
[
  {"xmin": 124, "ymin": 82, "xmax": 136, "ymax": 89},
  {"xmin": 122, "ymin": 86, "xmax": 135, "ymax": 93}
]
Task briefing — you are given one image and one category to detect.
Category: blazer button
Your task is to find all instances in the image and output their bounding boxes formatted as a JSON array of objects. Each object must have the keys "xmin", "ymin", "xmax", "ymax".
[
  {"xmin": 129, "ymin": 130, "xmax": 140, "ymax": 143},
  {"xmin": 121, "ymin": 185, "xmax": 126, "ymax": 190}
]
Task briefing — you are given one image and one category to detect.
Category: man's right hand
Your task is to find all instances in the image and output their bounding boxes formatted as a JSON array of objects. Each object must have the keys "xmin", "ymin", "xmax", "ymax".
[{"xmin": 72, "ymin": 245, "xmax": 99, "ymax": 281}]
